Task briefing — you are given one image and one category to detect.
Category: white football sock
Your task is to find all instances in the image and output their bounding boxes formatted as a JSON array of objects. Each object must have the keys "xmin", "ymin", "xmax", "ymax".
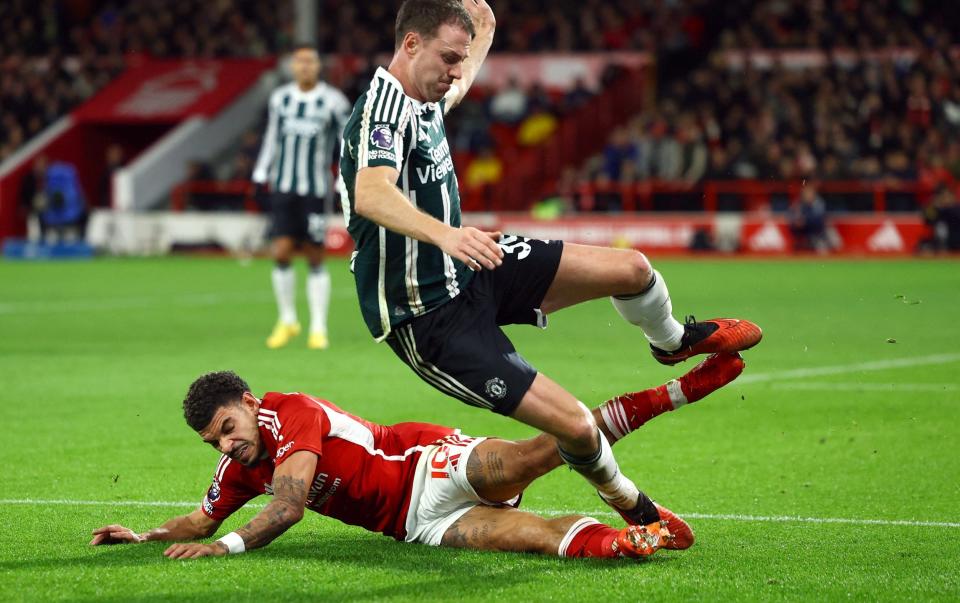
[
  {"xmin": 557, "ymin": 429, "xmax": 641, "ymax": 511},
  {"xmin": 611, "ymin": 269, "xmax": 684, "ymax": 351},
  {"xmin": 271, "ymin": 264, "xmax": 297, "ymax": 325},
  {"xmin": 307, "ymin": 266, "xmax": 331, "ymax": 335}
]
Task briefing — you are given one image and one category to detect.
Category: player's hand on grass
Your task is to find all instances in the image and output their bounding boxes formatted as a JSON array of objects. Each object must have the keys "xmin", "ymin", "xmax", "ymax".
[
  {"xmin": 439, "ymin": 227, "xmax": 503, "ymax": 271},
  {"xmin": 163, "ymin": 542, "xmax": 227, "ymax": 560},
  {"xmin": 90, "ymin": 524, "xmax": 145, "ymax": 545},
  {"xmin": 462, "ymin": 0, "xmax": 495, "ymax": 31}
]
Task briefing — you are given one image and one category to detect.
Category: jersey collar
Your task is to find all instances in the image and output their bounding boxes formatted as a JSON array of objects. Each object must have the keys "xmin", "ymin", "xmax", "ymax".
[{"xmin": 375, "ymin": 66, "xmax": 439, "ymax": 114}]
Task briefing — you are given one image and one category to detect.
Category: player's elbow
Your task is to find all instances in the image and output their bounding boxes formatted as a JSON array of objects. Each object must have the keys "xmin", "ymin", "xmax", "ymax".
[
  {"xmin": 354, "ymin": 179, "xmax": 376, "ymax": 218},
  {"xmin": 279, "ymin": 500, "xmax": 305, "ymax": 525}
]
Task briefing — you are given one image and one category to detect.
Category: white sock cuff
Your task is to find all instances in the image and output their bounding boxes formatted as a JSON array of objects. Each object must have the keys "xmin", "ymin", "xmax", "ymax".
[{"xmin": 557, "ymin": 516, "xmax": 600, "ymax": 557}]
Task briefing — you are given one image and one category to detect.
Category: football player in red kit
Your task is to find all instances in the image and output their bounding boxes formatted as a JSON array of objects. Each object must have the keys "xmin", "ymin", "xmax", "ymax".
[{"xmin": 90, "ymin": 353, "xmax": 744, "ymax": 561}]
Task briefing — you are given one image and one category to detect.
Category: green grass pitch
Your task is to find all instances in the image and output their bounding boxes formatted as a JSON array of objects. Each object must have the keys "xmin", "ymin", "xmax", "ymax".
[{"xmin": 2, "ymin": 256, "xmax": 958, "ymax": 602}]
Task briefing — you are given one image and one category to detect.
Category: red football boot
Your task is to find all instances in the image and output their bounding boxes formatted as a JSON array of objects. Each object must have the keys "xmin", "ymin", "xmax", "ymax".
[
  {"xmin": 674, "ymin": 351, "xmax": 746, "ymax": 405},
  {"xmin": 652, "ymin": 316, "xmax": 762, "ymax": 366},
  {"xmin": 654, "ymin": 504, "xmax": 695, "ymax": 550}
]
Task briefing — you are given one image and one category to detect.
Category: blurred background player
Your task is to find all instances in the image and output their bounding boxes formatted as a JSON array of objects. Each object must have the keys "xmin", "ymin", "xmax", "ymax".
[{"xmin": 252, "ymin": 45, "xmax": 351, "ymax": 350}]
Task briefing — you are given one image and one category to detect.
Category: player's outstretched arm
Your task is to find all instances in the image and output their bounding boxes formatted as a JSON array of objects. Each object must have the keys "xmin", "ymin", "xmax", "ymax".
[
  {"xmin": 444, "ymin": 0, "xmax": 496, "ymax": 113},
  {"xmin": 355, "ymin": 166, "xmax": 503, "ymax": 270},
  {"xmin": 163, "ymin": 450, "xmax": 317, "ymax": 560},
  {"xmin": 90, "ymin": 509, "xmax": 221, "ymax": 546}
]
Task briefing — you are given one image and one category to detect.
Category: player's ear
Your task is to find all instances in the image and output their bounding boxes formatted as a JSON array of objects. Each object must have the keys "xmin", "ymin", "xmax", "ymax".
[
  {"xmin": 240, "ymin": 392, "xmax": 259, "ymax": 413},
  {"xmin": 403, "ymin": 31, "xmax": 420, "ymax": 56}
]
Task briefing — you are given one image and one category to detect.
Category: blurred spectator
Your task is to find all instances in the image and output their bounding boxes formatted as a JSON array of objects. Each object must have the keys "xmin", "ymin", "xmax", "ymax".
[
  {"xmin": 464, "ymin": 146, "xmax": 503, "ymax": 191},
  {"xmin": 919, "ymin": 185, "xmax": 960, "ymax": 253},
  {"xmin": 42, "ymin": 160, "xmax": 88, "ymax": 243},
  {"xmin": 562, "ymin": 77, "xmax": 594, "ymax": 113},
  {"xmin": 19, "ymin": 155, "xmax": 49, "ymax": 242},
  {"xmin": 99, "ymin": 144, "xmax": 124, "ymax": 207},
  {"xmin": 489, "ymin": 77, "xmax": 529, "ymax": 125},
  {"xmin": 789, "ymin": 184, "xmax": 831, "ymax": 253},
  {"xmin": 602, "ymin": 127, "xmax": 637, "ymax": 182}
]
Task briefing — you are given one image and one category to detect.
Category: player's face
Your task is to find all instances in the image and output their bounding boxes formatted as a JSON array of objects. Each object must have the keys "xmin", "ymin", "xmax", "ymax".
[
  {"xmin": 409, "ymin": 24, "xmax": 471, "ymax": 102},
  {"xmin": 198, "ymin": 394, "xmax": 263, "ymax": 467},
  {"xmin": 291, "ymin": 49, "xmax": 321, "ymax": 88}
]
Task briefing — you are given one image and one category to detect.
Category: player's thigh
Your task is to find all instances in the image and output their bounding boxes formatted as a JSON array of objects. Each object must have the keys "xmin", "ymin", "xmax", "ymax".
[
  {"xmin": 272, "ymin": 236, "xmax": 296, "ymax": 262},
  {"xmin": 464, "ymin": 435, "xmax": 559, "ymax": 503},
  {"xmin": 539, "ymin": 243, "xmax": 653, "ymax": 314},
  {"xmin": 440, "ymin": 505, "xmax": 572, "ymax": 554},
  {"xmin": 387, "ymin": 314, "xmax": 538, "ymax": 416}
]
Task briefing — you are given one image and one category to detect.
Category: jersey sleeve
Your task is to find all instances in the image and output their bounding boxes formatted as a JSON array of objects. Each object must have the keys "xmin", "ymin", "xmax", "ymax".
[
  {"xmin": 200, "ymin": 456, "xmax": 258, "ymax": 522},
  {"xmin": 252, "ymin": 92, "xmax": 280, "ymax": 184},
  {"xmin": 353, "ymin": 81, "xmax": 407, "ymax": 171},
  {"xmin": 272, "ymin": 394, "xmax": 328, "ymax": 465}
]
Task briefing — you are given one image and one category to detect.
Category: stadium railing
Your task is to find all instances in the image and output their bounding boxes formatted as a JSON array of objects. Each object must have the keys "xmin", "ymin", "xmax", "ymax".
[
  {"xmin": 171, "ymin": 179, "xmax": 929, "ymax": 215},
  {"xmin": 568, "ymin": 179, "xmax": 929, "ymax": 213}
]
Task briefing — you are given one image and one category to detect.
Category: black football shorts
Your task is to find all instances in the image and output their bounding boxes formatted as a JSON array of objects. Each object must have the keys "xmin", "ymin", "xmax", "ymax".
[
  {"xmin": 270, "ymin": 192, "xmax": 326, "ymax": 245},
  {"xmin": 386, "ymin": 236, "xmax": 564, "ymax": 415}
]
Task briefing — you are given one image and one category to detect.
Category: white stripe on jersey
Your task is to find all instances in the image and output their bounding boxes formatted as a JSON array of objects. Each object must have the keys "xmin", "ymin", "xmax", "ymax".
[
  {"xmin": 395, "ymin": 325, "xmax": 494, "ymax": 409},
  {"xmin": 215, "ymin": 455, "xmax": 232, "ymax": 482},
  {"xmin": 304, "ymin": 397, "xmax": 428, "ymax": 461},
  {"xmin": 358, "ymin": 77, "xmax": 381, "ymax": 168},
  {"xmin": 375, "ymin": 225, "xmax": 391, "ymax": 342},
  {"xmin": 296, "ymin": 102, "xmax": 311, "ymax": 196},
  {"xmin": 440, "ymin": 186, "xmax": 461, "ymax": 298}
]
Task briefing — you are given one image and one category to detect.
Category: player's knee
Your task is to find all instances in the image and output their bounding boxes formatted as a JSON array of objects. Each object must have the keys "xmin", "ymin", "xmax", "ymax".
[
  {"xmin": 559, "ymin": 413, "xmax": 600, "ymax": 451},
  {"xmin": 621, "ymin": 250, "xmax": 654, "ymax": 294}
]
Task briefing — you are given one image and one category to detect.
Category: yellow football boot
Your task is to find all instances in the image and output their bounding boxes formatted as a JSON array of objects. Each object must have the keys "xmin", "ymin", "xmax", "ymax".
[
  {"xmin": 266, "ymin": 322, "xmax": 301, "ymax": 349},
  {"xmin": 307, "ymin": 332, "xmax": 329, "ymax": 350}
]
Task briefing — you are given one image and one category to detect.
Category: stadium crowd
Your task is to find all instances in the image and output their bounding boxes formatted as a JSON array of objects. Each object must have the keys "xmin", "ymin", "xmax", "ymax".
[{"xmin": 0, "ymin": 0, "xmax": 293, "ymax": 163}]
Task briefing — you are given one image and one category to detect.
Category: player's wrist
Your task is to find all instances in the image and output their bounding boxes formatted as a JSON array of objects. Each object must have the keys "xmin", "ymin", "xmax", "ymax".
[{"xmin": 216, "ymin": 531, "xmax": 245, "ymax": 554}]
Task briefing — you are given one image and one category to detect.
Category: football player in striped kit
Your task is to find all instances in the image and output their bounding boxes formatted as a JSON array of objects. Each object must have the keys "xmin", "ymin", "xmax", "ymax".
[
  {"xmin": 338, "ymin": 0, "xmax": 761, "ymax": 538},
  {"xmin": 253, "ymin": 45, "xmax": 351, "ymax": 350}
]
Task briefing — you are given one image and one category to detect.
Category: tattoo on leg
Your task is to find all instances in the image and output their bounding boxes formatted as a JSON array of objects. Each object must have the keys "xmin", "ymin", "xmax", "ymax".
[
  {"xmin": 466, "ymin": 451, "xmax": 487, "ymax": 492},
  {"xmin": 486, "ymin": 452, "xmax": 506, "ymax": 486}
]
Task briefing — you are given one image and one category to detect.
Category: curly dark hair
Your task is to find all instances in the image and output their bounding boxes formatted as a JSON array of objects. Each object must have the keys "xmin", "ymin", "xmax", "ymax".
[
  {"xmin": 395, "ymin": 0, "xmax": 475, "ymax": 49},
  {"xmin": 182, "ymin": 371, "xmax": 251, "ymax": 432}
]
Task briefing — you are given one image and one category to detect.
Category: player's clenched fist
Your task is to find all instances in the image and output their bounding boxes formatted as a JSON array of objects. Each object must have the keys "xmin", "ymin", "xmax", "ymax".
[
  {"xmin": 438, "ymin": 227, "xmax": 503, "ymax": 271},
  {"xmin": 462, "ymin": 0, "xmax": 495, "ymax": 31},
  {"xmin": 90, "ymin": 524, "xmax": 145, "ymax": 545}
]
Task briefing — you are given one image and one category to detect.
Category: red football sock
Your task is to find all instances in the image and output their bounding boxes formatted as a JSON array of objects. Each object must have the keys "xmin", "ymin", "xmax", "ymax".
[
  {"xmin": 559, "ymin": 518, "xmax": 619, "ymax": 559},
  {"xmin": 598, "ymin": 384, "xmax": 677, "ymax": 443}
]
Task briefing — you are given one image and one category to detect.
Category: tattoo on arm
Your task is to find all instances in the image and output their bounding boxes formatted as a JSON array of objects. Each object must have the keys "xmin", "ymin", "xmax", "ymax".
[{"xmin": 235, "ymin": 475, "xmax": 307, "ymax": 550}]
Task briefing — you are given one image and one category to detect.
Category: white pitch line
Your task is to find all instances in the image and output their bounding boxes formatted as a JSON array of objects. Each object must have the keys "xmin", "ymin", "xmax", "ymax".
[
  {"xmin": 771, "ymin": 382, "xmax": 960, "ymax": 392},
  {"xmin": 738, "ymin": 353, "xmax": 960, "ymax": 385},
  {"xmin": 1, "ymin": 499, "xmax": 956, "ymax": 529}
]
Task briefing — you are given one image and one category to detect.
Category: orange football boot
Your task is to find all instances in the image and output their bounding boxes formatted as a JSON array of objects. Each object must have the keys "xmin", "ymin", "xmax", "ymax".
[
  {"xmin": 652, "ymin": 316, "xmax": 762, "ymax": 366},
  {"xmin": 612, "ymin": 522, "xmax": 674, "ymax": 558}
]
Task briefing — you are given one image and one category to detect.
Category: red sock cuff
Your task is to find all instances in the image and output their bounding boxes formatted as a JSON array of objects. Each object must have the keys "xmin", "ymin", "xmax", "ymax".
[{"xmin": 559, "ymin": 518, "xmax": 619, "ymax": 559}]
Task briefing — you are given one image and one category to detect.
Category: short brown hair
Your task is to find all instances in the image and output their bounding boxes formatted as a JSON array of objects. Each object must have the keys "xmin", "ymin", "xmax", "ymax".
[
  {"xmin": 395, "ymin": 0, "xmax": 476, "ymax": 49},
  {"xmin": 182, "ymin": 371, "xmax": 250, "ymax": 432}
]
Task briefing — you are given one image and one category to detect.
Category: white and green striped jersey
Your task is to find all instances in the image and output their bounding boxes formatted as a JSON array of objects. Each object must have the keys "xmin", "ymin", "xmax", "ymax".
[
  {"xmin": 253, "ymin": 81, "xmax": 351, "ymax": 197},
  {"xmin": 340, "ymin": 67, "xmax": 472, "ymax": 341}
]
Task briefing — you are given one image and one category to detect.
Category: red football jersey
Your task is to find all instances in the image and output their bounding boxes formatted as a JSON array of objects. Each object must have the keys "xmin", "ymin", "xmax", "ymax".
[{"xmin": 200, "ymin": 392, "xmax": 455, "ymax": 540}]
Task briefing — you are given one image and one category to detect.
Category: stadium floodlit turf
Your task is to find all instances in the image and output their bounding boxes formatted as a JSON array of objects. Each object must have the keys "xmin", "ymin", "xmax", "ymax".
[{"xmin": 2, "ymin": 256, "xmax": 958, "ymax": 602}]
